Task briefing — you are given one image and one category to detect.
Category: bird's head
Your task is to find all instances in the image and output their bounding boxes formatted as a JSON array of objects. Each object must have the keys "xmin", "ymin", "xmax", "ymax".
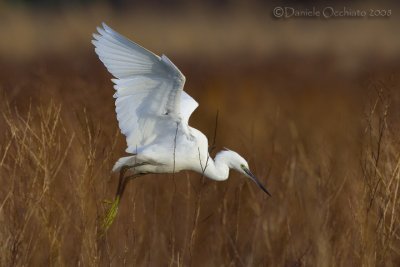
[{"xmin": 220, "ymin": 149, "xmax": 271, "ymax": 196}]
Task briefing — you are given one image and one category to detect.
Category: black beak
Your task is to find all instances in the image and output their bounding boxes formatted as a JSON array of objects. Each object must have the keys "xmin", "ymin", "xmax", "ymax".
[{"xmin": 244, "ymin": 168, "xmax": 272, "ymax": 197}]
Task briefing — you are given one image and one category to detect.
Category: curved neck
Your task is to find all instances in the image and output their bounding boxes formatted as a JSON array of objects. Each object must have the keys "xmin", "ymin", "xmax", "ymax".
[{"xmin": 203, "ymin": 151, "xmax": 230, "ymax": 181}]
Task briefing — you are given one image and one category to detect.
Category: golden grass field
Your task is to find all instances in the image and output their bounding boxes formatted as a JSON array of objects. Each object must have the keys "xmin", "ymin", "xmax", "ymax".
[{"xmin": 1, "ymin": 4, "xmax": 400, "ymax": 266}]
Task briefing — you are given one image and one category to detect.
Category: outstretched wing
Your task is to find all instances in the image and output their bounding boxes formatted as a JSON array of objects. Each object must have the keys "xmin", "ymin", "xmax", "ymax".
[{"xmin": 92, "ymin": 23, "xmax": 198, "ymax": 153}]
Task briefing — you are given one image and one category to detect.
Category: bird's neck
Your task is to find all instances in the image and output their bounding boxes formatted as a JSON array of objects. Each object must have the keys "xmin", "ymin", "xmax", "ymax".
[{"xmin": 203, "ymin": 151, "xmax": 230, "ymax": 181}]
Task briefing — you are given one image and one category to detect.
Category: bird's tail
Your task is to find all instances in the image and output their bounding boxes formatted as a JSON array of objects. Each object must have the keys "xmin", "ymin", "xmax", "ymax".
[{"xmin": 112, "ymin": 155, "xmax": 136, "ymax": 172}]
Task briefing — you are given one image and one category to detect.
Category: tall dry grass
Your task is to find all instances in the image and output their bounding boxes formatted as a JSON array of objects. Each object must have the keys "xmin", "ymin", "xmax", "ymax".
[{"xmin": 0, "ymin": 53, "xmax": 400, "ymax": 266}]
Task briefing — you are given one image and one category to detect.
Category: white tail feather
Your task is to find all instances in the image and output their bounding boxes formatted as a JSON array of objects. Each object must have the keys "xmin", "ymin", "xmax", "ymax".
[{"xmin": 112, "ymin": 156, "xmax": 136, "ymax": 172}]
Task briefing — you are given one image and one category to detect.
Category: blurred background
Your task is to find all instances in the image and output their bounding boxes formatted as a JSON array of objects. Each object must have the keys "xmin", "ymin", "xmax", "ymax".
[{"xmin": 1, "ymin": 0, "xmax": 400, "ymax": 266}]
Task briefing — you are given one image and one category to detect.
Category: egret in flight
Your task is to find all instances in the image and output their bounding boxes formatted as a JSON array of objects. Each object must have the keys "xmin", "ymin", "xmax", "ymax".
[{"xmin": 92, "ymin": 23, "xmax": 271, "ymax": 230}]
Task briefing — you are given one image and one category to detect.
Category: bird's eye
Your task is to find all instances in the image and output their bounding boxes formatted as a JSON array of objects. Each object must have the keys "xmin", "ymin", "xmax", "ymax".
[{"xmin": 240, "ymin": 164, "xmax": 245, "ymax": 168}]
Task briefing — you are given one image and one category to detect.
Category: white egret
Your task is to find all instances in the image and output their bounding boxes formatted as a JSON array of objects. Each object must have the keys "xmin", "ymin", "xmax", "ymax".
[{"xmin": 92, "ymin": 23, "xmax": 271, "ymax": 230}]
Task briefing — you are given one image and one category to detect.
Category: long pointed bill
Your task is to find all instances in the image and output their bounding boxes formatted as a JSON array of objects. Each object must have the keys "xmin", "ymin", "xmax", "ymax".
[{"xmin": 243, "ymin": 168, "xmax": 272, "ymax": 197}]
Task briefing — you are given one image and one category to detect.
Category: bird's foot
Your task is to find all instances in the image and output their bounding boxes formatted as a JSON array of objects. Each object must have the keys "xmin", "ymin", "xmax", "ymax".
[{"xmin": 100, "ymin": 196, "xmax": 120, "ymax": 234}]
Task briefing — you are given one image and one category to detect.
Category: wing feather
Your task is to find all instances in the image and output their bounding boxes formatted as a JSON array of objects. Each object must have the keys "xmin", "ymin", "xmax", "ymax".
[{"xmin": 92, "ymin": 23, "xmax": 198, "ymax": 153}]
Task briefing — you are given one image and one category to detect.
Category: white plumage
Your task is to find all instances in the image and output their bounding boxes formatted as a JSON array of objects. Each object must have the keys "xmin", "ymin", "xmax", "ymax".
[{"xmin": 92, "ymin": 23, "xmax": 271, "ymax": 199}]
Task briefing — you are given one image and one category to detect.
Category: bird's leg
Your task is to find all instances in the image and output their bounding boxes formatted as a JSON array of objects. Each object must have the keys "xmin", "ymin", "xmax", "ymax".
[
  {"xmin": 116, "ymin": 173, "xmax": 142, "ymax": 200},
  {"xmin": 116, "ymin": 163, "xmax": 148, "ymax": 200},
  {"xmin": 115, "ymin": 165, "xmax": 131, "ymax": 200},
  {"xmin": 101, "ymin": 164, "xmax": 146, "ymax": 234}
]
